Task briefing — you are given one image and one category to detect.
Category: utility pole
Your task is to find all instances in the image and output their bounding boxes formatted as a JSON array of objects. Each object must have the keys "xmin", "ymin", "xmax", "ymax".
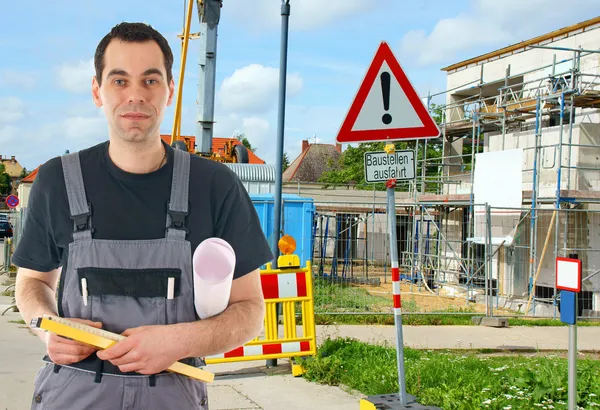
[
  {"xmin": 268, "ymin": 0, "xmax": 291, "ymax": 368},
  {"xmin": 196, "ymin": 0, "xmax": 222, "ymax": 156}
]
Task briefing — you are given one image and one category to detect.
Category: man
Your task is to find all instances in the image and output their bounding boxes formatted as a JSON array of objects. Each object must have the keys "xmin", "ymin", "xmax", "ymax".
[{"xmin": 13, "ymin": 22, "xmax": 273, "ymax": 409}]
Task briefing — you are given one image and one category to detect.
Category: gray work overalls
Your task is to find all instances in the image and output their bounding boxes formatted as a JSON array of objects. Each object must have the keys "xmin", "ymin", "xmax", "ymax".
[{"xmin": 30, "ymin": 148, "xmax": 209, "ymax": 409}]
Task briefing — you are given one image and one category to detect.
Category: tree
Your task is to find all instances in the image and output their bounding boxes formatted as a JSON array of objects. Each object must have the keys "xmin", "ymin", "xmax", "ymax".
[
  {"xmin": 19, "ymin": 168, "xmax": 31, "ymax": 178},
  {"xmin": 241, "ymin": 137, "xmax": 255, "ymax": 153},
  {"xmin": 233, "ymin": 132, "xmax": 255, "ymax": 153},
  {"xmin": 319, "ymin": 102, "xmax": 445, "ymax": 192},
  {"xmin": 282, "ymin": 152, "xmax": 290, "ymax": 173},
  {"xmin": 0, "ymin": 164, "xmax": 12, "ymax": 196}
]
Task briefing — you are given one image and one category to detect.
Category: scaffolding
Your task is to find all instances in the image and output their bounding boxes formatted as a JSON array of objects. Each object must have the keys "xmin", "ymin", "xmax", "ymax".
[{"xmin": 401, "ymin": 44, "xmax": 600, "ymax": 317}]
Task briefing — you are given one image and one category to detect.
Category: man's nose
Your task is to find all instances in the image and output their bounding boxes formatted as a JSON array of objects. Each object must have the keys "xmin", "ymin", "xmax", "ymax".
[{"xmin": 128, "ymin": 85, "xmax": 147, "ymax": 103}]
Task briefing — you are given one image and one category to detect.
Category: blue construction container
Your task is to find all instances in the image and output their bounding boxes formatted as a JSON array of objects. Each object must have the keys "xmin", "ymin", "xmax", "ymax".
[{"xmin": 249, "ymin": 193, "xmax": 315, "ymax": 267}]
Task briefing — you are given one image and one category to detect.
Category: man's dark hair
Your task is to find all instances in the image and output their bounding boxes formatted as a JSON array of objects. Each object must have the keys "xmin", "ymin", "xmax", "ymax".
[{"xmin": 94, "ymin": 22, "xmax": 174, "ymax": 86}]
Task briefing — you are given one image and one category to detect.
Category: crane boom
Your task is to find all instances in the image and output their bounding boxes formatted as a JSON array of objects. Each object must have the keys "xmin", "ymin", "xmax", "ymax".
[
  {"xmin": 170, "ymin": 1, "xmax": 249, "ymax": 163},
  {"xmin": 170, "ymin": 0, "xmax": 194, "ymax": 146},
  {"xmin": 196, "ymin": 0, "xmax": 221, "ymax": 156}
]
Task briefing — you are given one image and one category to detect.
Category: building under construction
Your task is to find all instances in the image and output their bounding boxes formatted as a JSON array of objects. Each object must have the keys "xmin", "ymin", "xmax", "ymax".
[{"xmin": 396, "ymin": 16, "xmax": 600, "ymax": 317}]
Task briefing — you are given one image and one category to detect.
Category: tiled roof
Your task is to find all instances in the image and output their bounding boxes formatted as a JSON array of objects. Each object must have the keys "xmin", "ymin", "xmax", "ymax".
[
  {"xmin": 20, "ymin": 167, "xmax": 38, "ymax": 183},
  {"xmin": 283, "ymin": 143, "xmax": 342, "ymax": 183}
]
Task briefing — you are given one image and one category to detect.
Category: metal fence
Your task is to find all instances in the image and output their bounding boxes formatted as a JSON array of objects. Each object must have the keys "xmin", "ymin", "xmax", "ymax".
[
  {"xmin": 308, "ymin": 200, "xmax": 600, "ymax": 319},
  {"xmin": 3, "ymin": 200, "xmax": 599, "ymax": 319}
]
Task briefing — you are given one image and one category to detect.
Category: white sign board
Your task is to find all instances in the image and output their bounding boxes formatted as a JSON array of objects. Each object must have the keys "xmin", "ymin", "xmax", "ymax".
[
  {"xmin": 473, "ymin": 149, "xmax": 523, "ymax": 209},
  {"xmin": 364, "ymin": 150, "xmax": 415, "ymax": 183},
  {"xmin": 472, "ymin": 148, "xmax": 524, "ymax": 244},
  {"xmin": 556, "ymin": 257, "xmax": 582, "ymax": 292}
]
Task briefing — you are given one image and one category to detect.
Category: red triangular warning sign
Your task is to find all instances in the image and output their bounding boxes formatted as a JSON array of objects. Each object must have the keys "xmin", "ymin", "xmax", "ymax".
[{"xmin": 336, "ymin": 42, "xmax": 440, "ymax": 144}]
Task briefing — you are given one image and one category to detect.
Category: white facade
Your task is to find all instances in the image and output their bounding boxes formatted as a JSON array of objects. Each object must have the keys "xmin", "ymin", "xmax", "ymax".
[{"xmin": 439, "ymin": 22, "xmax": 600, "ymax": 315}]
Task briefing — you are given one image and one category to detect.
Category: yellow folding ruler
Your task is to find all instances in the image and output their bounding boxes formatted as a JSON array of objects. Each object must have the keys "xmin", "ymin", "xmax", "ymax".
[{"xmin": 30, "ymin": 314, "xmax": 214, "ymax": 383}]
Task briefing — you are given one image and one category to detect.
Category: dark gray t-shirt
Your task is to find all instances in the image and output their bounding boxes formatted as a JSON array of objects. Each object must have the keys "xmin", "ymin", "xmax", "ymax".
[{"xmin": 12, "ymin": 140, "xmax": 274, "ymax": 302}]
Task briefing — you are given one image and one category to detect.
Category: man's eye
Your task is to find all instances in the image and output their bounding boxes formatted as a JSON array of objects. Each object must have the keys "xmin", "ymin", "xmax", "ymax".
[
  {"xmin": 114, "ymin": 79, "xmax": 125, "ymax": 85},
  {"xmin": 146, "ymin": 79, "xmax": 157, "ymax": 85}
]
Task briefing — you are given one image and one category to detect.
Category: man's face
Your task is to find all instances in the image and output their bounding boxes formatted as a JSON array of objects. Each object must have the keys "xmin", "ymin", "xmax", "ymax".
[{"xmin": 92, "ymin": 39, "xmax": 175, "ymax": 144}]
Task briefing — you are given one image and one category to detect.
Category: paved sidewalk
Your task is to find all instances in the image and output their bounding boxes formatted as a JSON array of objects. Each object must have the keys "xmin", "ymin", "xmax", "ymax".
[
  {"xmin": 317, "ymin": 322, "xmax": 600, "ymax": 351},
  {"xmin": 0, "ymin": 311, "xmax": 361, "ymax": 410}
]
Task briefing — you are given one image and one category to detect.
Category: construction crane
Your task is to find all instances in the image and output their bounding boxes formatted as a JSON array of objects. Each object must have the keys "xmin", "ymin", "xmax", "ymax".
[{"xmin": 169, "ymin": 0, "xmax": 250, "ymax": 164}]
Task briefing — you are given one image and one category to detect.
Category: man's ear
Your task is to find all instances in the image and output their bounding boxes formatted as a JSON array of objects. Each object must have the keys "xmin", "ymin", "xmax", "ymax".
[
  {"xmin": 167, "ymin": 78, "xmax": 175, "ymax": 106},
  {"xmin": 92, "ymin": 76, "xmax": 103, "ymax": 108}
]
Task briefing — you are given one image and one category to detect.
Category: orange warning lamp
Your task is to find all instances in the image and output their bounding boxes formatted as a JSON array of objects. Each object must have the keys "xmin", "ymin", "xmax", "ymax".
[{"xmin": 277, "ymin": 234, "xmax": 301, "ymax": 268}]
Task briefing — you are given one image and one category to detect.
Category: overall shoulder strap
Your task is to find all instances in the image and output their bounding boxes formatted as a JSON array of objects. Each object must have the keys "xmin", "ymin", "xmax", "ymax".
[
  {"xmin": 61, "ymin": 152, "xmax": 92, "ymax": 241},
  {"xmin": 166, "ymin": 148, "xmax": 190, "ymax": 240}
]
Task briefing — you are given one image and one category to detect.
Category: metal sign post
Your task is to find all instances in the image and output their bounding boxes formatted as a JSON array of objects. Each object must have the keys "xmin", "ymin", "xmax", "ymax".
[
  {"xmin": 568, "ymin": 312, "xmax": 577, "ymax": 410},
  {"xmin": 385, "ymin": 148, "xmax": 408, "ymax": 406},
  {"xmin": 358, "ymin": 145, "xmax": 440, "ymax": 410},
  {"xmin": 556, "ymin": 254, "xmax": 582, "ymax": 410},
  {"xmin": 269, "ymin": 0, "xmax": 291, "ymax": 369}
]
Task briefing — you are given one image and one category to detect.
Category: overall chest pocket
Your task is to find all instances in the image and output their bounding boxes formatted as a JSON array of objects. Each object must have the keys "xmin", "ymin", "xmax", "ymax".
[{"xmin": 76, "ymin": 267, "xmax": 182, "ymax": 334}]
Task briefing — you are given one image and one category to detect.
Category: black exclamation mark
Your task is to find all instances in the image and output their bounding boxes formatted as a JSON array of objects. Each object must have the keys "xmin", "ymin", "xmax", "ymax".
[{"xmin": 380, "ymin": 72, "xmax": 392, "ymax": 125}]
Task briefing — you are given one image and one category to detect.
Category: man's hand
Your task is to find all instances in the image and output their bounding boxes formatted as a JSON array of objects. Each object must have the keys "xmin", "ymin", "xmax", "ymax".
[
  {"xmin": 96, "ymin": 325, "xmax": 182, "ymax": 375},
  {"xmin": 46, "ymin": 318, "xmax": 103, "ymax": 365}
]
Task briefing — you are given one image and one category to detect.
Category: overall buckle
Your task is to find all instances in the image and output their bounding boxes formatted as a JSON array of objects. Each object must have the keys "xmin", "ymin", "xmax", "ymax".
[
  {"xmin": 167, "ymin": 202, "xmax": 189, "ymax": 233},
  {"xmin": 71, "ymin": 204, "xmax": 92, "ymax": 232}
]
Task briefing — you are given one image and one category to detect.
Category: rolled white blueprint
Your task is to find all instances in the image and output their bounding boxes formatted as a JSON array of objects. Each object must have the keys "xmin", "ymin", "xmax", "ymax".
[{"xmin": 192, "ymin": 237, "xmax": 236, "ymax": 319}]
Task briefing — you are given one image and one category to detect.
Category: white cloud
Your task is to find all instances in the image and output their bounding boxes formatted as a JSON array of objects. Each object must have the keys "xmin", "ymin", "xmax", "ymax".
[
  {"xmin": 56, "ymin": 58, "xmax": 94, "ymax": 93},
  {"xmin": 0, "ymin": 70, "xmax": 37, "ymax": 90},
  {"xmin": 1, "ymin": 108, "xmax": 107, "ymax": 170},
  {"xmin": 61, "ymin": 116, "xmax": 107, "ymax": 143},
  {"xmin": 212, "ymin": 62, "xmax": 306, "ymax": 164},
  {"xmin": 0, "ymin": 97, "xmax": 25, "ymax": 123},
  {"xmin": 224, "ymin": 0, "xmax": 372, "ymax": 31},
  {"xmin": 238, "ymin": 117, "xmax": 272, "ymax": 162},
  {"xmin": 217, "ymin": 64, "xmax": 302, "ymax": 115},
  {"xmin": 212, "ymin": 113, "xmax": 274, "ymax": 162},
  {"xmin": 399, "ymin": 0, "xmax": 596, "ymax": 66}
]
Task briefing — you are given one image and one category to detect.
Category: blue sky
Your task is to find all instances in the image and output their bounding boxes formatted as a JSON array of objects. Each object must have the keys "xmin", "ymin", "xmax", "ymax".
[{"xmin": 1, "ymin": 0, "xmax": 598, "ymax": 170}]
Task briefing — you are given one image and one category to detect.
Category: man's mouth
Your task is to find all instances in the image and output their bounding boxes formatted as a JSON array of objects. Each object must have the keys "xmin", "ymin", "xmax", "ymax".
[{"xmin": 122, "ymin": 113, "xmax": 150, "ymax": 120}]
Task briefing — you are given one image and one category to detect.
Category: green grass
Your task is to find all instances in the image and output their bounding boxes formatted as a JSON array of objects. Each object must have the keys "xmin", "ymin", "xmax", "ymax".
[
  {"xmin": 8, "ymin": 319, "xmax": 25, "ymax": 325},
  {"xmin": 509, "ymin": 318, "xmax": 600, "ymax": 327},
  {"xmin": 299, "ymin": 337, "xmax": 600, "ymax": 409},
  {"xmin": 313, "ymin": 278, "xmax": 401, "ymax": 314},
  {"xmin": 312, "ymin": 279, "xmax": 600, "ymax": 326}
]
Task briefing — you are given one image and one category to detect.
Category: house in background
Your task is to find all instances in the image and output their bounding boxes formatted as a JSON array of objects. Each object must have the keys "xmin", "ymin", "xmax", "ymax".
[
  {"xmin": 16, "ymin": 167, "xmax": 38, "ymax": 210},
  {"xmin": 283, "ymin": 140, "xmax": 342, "ymax": 183},
  {"xmin": 0, "ymin": 155, "xmax": 24, "ymax": 193}
]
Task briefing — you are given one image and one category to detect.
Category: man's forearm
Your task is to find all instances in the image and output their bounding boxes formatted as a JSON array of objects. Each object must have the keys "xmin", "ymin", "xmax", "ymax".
[
  {"xmin": 173, "ymin": 298, "xmax": 265, "ymax": 359},
  {"xmin": 15, "ymin": 276, "xmax": 58, "ymax": 342}
]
